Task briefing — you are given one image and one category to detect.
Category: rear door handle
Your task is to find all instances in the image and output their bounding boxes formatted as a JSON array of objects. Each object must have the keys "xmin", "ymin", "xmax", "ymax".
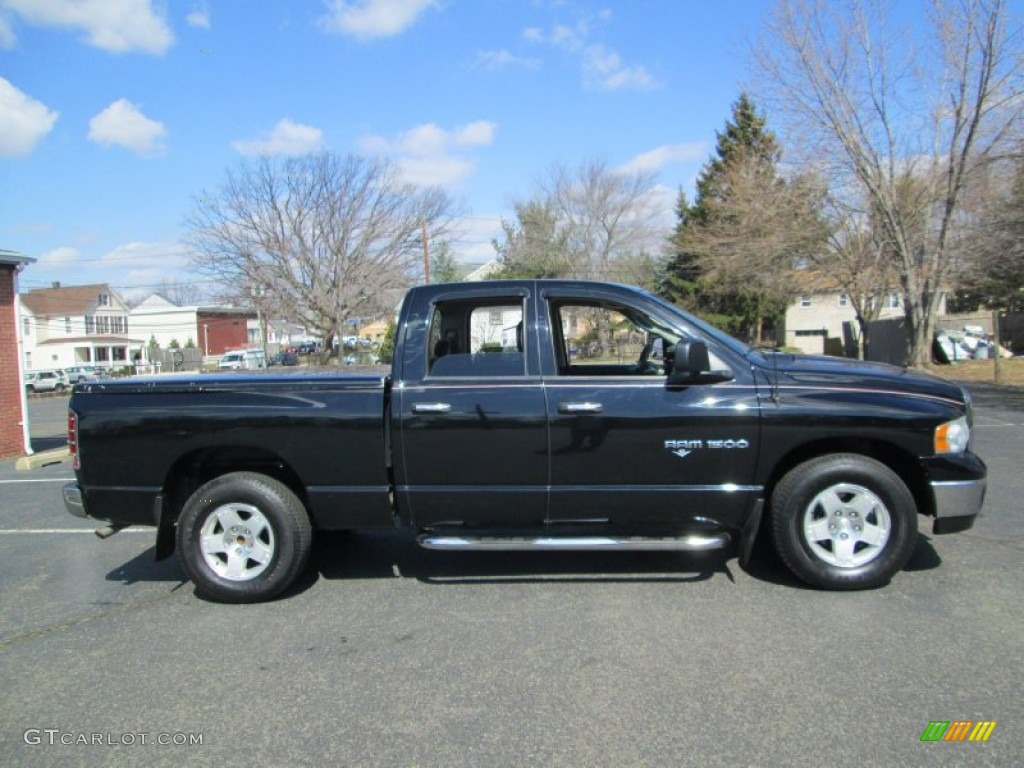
[
  {"xmin": 558, "ymin": 402, "xmax": 603, "ymax": 414},
  {"xmin": 412, "ymin": 402, "xmax": 452, "ymax": 414}
]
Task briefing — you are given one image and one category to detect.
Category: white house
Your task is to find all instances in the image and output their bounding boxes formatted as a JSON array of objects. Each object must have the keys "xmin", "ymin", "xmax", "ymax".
[
  {"xmin": 128, "ymin": 293, "xmax": 254, "ymax": 356},
  {"xmin": 19, "ymin": 283, "xmax": 144, "ymax": 372}
]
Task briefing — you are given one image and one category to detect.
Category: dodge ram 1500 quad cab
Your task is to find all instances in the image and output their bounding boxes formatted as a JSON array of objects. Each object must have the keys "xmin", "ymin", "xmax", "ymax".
[{"xmin": 64, "ymin": 280, "xmax": 986, "ymax": 602}]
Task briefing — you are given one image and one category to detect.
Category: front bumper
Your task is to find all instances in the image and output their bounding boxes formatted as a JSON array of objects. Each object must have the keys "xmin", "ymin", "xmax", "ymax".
[{"xmin": 930, "ymin": 479, "xmax": 986, "ymax": 534}]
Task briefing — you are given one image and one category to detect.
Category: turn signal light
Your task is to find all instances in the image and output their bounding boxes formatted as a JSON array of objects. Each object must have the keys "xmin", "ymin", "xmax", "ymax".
[{"xmin": 935, "ymin": 417, "xmax": 969, "ymax": 455}]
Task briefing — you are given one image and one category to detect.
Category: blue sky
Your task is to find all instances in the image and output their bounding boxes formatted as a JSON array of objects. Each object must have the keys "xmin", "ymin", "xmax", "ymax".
[{"xmin": 0, "ymin": 0, "xmax": 779, "ymax": 299}]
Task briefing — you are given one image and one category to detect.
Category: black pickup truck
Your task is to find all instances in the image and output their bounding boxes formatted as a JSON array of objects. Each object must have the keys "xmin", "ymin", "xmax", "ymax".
[{"xmin": 63, "ymin": 280, "xmax": 986, "ymax": 602}]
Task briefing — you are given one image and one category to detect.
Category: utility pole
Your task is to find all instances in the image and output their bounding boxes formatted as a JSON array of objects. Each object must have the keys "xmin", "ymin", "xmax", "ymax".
[{"xmin": 422, "ymin": 218, "xmax": 430, "ymax": 285}]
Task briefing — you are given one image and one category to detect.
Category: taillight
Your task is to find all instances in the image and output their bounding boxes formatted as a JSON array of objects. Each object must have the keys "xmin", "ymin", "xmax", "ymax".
[{"xmin": 67, "ymin": 409, "xmax": 79, "ymax": 470}]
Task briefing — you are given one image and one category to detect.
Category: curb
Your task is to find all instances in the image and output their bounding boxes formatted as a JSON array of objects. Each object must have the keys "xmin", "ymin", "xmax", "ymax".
[{"xmin": 15, "ymin": 447, "xmax": 71, "ymax": 471}]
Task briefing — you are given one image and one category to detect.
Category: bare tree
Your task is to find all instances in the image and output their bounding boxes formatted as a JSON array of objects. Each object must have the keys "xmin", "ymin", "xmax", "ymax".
[
  {"xmin": 186, "ymin": 152, "xmax": 455, "ymax": 351},
  {"xmin": 954, "ymin": 152, "xmax": 1024, "ymax": 311},
  {"xmin": 756, "ymin": 0, "xmax": 1023, "ymax": 365},
  {"xmin": 817, "ymin": 195, "xmax": 900, "ymax": 358},
  {"xmin": 677, "ymin": 156, "xmax": 830, "ymax": 343},
  {"xmin": 540, "ymin": 159, "xmax": 664, "ymax": 280},
  {"xmin": 156, "ymin": 278, "xmax": 206, "ymax": 307}
]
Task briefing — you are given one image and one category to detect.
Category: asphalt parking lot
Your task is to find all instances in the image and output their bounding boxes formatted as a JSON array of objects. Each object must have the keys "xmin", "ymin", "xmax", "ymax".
[{"xmin": 1, "ymin": 390, "xmax": 1021, "ymax": 767}]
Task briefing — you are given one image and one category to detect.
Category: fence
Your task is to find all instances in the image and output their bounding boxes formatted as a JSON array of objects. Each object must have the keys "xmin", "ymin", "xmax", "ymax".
[
  {"xmin": 141, "ymin": 347, "xmax": 205, "ymax": 373},
  {"xmin": 866, "ymin": 311, "xmax": 1022, "ymax": 367}
]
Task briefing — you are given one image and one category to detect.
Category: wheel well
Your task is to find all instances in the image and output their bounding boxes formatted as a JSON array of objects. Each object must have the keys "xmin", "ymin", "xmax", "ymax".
[
  {"xmin": 161, "ymin": 446, "xmax": 309, "ymax": 526},
  {"xmin": 763, "ymin": 438, "xmax": 933, "ymax": 518}
]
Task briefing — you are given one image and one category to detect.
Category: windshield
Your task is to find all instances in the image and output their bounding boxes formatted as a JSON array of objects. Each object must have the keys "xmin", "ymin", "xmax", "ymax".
[{"xmin": 636, "ymin": 288, "xmax": 755, "ymax": 358}]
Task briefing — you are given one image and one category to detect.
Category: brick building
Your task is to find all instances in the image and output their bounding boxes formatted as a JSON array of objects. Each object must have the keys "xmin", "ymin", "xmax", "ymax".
[{"xmin": 1, "ymin": 250, "xmax": 35, "ymax": 458}]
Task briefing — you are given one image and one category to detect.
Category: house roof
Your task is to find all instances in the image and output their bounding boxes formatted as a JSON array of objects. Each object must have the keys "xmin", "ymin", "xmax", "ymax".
[
  {"xmin": 38, "ymin": 335, "xmax": 146, "ymax": 346},
  {"xmin": 0, "ymin": 249, "xmax": 35, "ymax": 268},
  {"xmin": 20, "ymin": 283, "xmax": 118, "ymax": 317},
  {"xmin": 793, "ymin": 268, "xmax": 845, "ymax": 294}
]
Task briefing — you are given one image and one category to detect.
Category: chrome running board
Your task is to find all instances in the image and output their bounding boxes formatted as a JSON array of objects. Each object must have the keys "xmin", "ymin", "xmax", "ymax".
[{"xmin": 416, "ymin": 533, "xmax": 730, "ymax": 552}]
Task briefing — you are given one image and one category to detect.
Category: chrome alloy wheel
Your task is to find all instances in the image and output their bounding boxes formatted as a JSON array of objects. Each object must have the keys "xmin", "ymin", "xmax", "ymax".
[
  {"xmin": 199, "ymin": 503, "xmax": 275, "ymax": 581},
  {"xmin": 801, "ymin": 483, "xmax": 891, "ymax": 568}
]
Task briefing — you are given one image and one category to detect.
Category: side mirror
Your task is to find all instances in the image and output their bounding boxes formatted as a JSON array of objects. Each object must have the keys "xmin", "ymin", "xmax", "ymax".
[{"xmin": 667, "ymin": 340, "xmax": 721, "ymax": 385}]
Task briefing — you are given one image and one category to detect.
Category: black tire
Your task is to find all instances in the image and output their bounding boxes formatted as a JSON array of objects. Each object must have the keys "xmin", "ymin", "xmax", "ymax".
[
  {"xmin": 54, "ymin": 383, "xmax": 65, "ymax": 393},
  {"xmin": 176, "ymin": 472, "xmax": 312, "ymax": 603},
  {"xmin": 770, "ymin": 454, "xmax": 918, "ymax": 590}
]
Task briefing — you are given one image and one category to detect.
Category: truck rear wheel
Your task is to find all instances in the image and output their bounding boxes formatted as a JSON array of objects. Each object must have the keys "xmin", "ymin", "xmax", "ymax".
[
  {"xmin": 176, "ymin": 472, "xmax": 312, "ymax": 603},
  {"xmin": 770, "ymin": 454, "xmax": 918, "ymax": 590}
]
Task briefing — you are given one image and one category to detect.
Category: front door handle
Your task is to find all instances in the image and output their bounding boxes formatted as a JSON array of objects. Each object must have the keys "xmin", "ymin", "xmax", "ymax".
[
  {"xmin": 558, "ymin": 402, "xmax": 603, "ymax": 414},
  {"xmin": 412, "ymin": 402, "xmax": 452, "ymax": 414}
]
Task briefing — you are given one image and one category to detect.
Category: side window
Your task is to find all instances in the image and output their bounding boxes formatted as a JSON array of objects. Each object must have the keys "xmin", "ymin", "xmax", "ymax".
[
  {"xmin": 552, "ymin": 300, "xmax": 731, "ymax": 377},
  {"xmin": 556, "ymin": 304, "xmax": 660, "ymax": 376},
  {"xmin": 427, "ymin": 299, "xmax": 526, "ymax": 377}
]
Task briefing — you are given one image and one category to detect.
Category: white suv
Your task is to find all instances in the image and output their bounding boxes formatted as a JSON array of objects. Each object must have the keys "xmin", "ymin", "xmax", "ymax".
[{"xmin": 24, "ymin": 370, "xmax": 70, "ymax": 393}]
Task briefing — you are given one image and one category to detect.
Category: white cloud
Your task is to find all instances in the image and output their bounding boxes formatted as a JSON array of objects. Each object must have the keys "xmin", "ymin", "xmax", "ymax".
[
  {"xmin": 474, "ymin": 49, "xmax": 540, "ymax": 72},
  {"xmin": 96, "ymin": 241, "xmax": 194, "ymax": 302},
  {"xmin": 358, "ymin": 120, "xmax": 497, "ymax": 188},
  {"xmin": 88, "ymin": 98, "xmax": 167, "ymax": 156},
  {"xmin": 319, "ymin": 0, "xmax": 437, "ymax": 40},
  {"xmin": 230, "ymin": 118, "xmax": 324, "ymax": 157},
  {"xmin": 0, "ymin": 0, "xmax": 173, "ymax": 54},
  {"xmin": 455, "ymin": 120, "xmax": 496, "ymax": 146},
  {"xmin": 186, "ymin": 5, "xmax": 210, "ymax": 29},
  {"xmin": 617, "ymin": 143, "xmax": 707, "ymax": 175},
  {"xmin": 37, "ymin": 246, "xmax": 80, "ymax": 270},
  {"xmin": 525, "ymin": 18, "xmax": 659, "ymax": 91},
  {"xmin": 0, "ymin": 77, "xmax": 59, "ymax": 156},
  {"xmin": 0, "ymin": 15, "xmax": 15, "ymax": 48},
  {"xmin": 583, "ymin": 44, "xmax": 655, "ymax": 91},
  {"xmin": 398, "ymin": 155, "xmax": 475, "ymax": 188},
  {"xmin": 453, "ymin": 214, "xmax": 504, "ymax": 263}
]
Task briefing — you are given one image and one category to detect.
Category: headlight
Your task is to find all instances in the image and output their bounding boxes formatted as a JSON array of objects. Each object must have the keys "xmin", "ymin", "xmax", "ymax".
[{"xmin": 935, "ymin": 416, "xmax": 970, "ymax": 454}]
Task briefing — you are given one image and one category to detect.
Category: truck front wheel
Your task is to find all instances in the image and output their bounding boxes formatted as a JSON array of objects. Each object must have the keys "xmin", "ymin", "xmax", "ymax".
[
  {"xmin": 770, "ymin": 454, "xmax": 918, "ymax": 590},
  {"xmin": 176, "ymin": 472, "xmax": 312, "ymax": 603}
]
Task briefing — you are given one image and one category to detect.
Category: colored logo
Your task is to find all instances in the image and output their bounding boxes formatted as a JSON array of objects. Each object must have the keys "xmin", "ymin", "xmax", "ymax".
[{"xmin": 920, "ymin": 721, "xmax": 997, "ymax": 742}]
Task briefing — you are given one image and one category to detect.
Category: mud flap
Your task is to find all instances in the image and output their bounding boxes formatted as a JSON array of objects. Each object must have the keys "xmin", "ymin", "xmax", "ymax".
[
  {"xmin": 153, "ymin": 494, "xmax": 175, "ymax": 561},
  {"xmin": 738, "ymin": 498, "xmax": 764, "ymax": 568}
]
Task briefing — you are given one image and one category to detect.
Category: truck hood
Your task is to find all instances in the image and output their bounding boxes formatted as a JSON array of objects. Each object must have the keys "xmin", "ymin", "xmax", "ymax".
[{"xmin": 759, "ymin": 353, "xmax": 967, "ymax": 405}]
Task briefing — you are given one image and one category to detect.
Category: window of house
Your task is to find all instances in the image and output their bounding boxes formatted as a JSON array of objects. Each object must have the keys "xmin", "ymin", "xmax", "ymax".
[
  {"xmin": 98, "ymin": 293, "xmax": 109, "ymax": 306},
  {"xmin": 838, "ymin": 293, "xmax": 848, "ymax": 307},
  {"xmin": 85, "ymin": 316, "xmax": 95, "ymax": 334},
  {"xmin": 23, "ymin": 317, "xmax": 31, "ymax": 337},
  {"xmin": 65, "ymin": 316, "xmax": 72, "ymax": 333},
  {"xmin": 888, "ymin": 292, "xmax": 901, "ymax": 309},
  {"xmin": 800, "ymin": 295, "xmax": 812, "ymax": 308},
  {"xmin": 427, "ymin": 299, "xmax": 526, "ymax": 377}
]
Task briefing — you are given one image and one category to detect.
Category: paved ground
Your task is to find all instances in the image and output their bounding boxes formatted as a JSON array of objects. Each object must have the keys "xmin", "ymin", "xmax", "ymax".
[{"xmin": 0, "ymin": 390, "xmax": 1021, "ymax": 767}]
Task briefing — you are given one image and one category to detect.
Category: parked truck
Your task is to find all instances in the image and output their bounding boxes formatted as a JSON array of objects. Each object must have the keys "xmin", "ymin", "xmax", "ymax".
[{"xmin": 63, "ymin": 280, "xmax": 986, "ymax": 602}]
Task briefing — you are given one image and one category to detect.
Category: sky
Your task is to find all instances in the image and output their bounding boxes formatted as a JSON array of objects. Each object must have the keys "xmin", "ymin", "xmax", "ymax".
[{"xmin": 0, "ymin": 0, "xmax": 783, "ymax": 301}]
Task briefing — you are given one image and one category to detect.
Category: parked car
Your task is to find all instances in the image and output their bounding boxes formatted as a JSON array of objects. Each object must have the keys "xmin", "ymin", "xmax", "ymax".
[
  {"xmin": 64, "ymin": 365, "xmax": 102, "ymax": 382},
  {"xmin": 218, "ymin": 350, "xmax": 266, "ymax": 370},
  {"xmin": 295, "ymin": 340, "xmax": 319, "ymax": 355},
  {"xmin": 24, "ymin": 370, "xmax": 69, "ymax": 393},
  {"xmin": 269, "ymin": 351, "xmax": 299, "ymax": 367}
]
